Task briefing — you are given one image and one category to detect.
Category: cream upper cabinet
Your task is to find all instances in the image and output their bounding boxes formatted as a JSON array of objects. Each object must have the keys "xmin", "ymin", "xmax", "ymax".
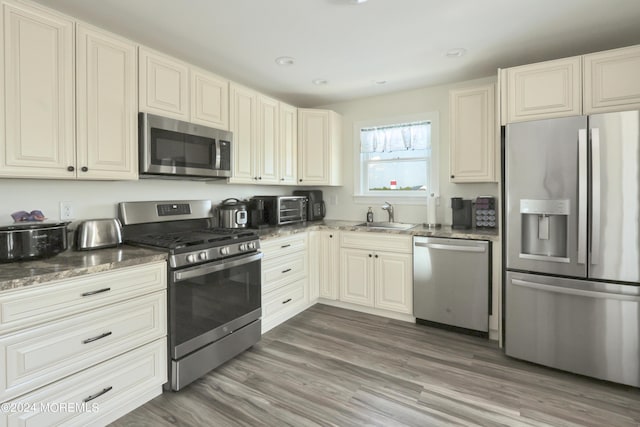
[
  {"xmin": 139, "ymin": 47, "xmax": 189, "ymax": 121},
  {"xmin": 449, "ymin": 83, "xmax": 496, "ymax": 183},
  {"xmin": 279, "ymin": 102, "xmax": 298, "ymax": 184},
  {"xmin": 0, "ymin": 1, "xmax": 75, "ymax": 179},
  {"xmin": 584, "ymin": 45, "xmax": 640, "ymax": 114},
  {"xmin": 298, "ymin": 109, "xmax": 342, "ymax": 186},
  {"xmin": 506, "ymin": 56, "xmax": 582, "ymax": 123},
  {"xmin": 190, "ymin": 67, "xmax": 229, "ymax": 130},
  {"xmin": 256, "ymin": 95, "xmax": 280, "ymax": 184},
  {"xmin": 229, "ymin": 83, "xmax": 258, "ymax": 183},
  {"xmin": 76, "ymin": 24, "xmax": 138, "ymax": 180}
]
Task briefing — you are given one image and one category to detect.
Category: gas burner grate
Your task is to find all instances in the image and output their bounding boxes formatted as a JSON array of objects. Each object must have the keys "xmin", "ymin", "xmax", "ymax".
[{"xmin": 127, "ymin": 228, "xmax": 257, "ymax": 250}]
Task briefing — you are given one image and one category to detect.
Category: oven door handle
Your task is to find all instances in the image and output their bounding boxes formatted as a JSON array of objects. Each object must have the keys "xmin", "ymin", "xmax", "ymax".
[{"xmin": 173, "ymin": 252, "xmax": 263, "ymax": 282}]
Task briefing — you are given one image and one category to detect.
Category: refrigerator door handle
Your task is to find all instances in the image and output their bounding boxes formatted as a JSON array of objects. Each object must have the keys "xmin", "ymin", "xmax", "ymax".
[
  {"xmin": 591, "ymin": 128, "xmax": 601, "ymax": 265},
  {"xmin": 511, "ymin": 278, "xmax": 640, "ymax": 302},
  {"xmin": 577, "ymin": 129, "xmax": 587, "ymax": 265}
]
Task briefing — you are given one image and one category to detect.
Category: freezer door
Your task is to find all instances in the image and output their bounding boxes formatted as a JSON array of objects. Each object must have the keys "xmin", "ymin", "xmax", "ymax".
[
  {"xmin": 589, "ymin": 110, "xmax": 640, "ymax": 283},
  {"xmin": 505, "ymin": 272, "xmax": 640, "ymax": 387},
  {"xmin": 505, "ymin": 116, "xmax": 588, "ymax": 277}
]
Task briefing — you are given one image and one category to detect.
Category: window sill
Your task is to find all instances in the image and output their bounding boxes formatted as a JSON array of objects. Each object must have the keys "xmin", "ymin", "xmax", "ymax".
[{"xmin": 352, "ymin": 194, "xmax": 430, "ymax": 205}]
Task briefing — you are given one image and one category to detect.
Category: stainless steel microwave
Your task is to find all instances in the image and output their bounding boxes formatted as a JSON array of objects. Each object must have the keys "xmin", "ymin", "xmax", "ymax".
[{"xmin": 139, "ymin": 112, "xmax": 232, "ymax": 179}]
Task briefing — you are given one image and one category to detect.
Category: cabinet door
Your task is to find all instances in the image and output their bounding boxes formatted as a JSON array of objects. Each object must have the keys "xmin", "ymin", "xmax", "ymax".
[
  {"xmin": 506, "ymin": 56, "xmax": 582, "ymax": 123},
  {"xmin": 449, "ymin": 84, "xmax": 496, "ymax": 183},
  {"xmin": 339, "ymin": 248, "xmax": 374, "ymax": 307},
  {"xmin": 256, "ymin": 95, "xmax": 279, "ymax": 184},
  {"xmin": 320, "ymin": 231, "xmax": 340, "ymax": 300},
  {"xmin": 228, "ymin": 83, "xmax": 257, "ymax": 183},
  {"xmin": 374, "ymin": 252, "xmax": 413, "ymax": 314},
  {"xmin": 1, "ymin": 2, "xmax": 75, "ymax": 179},
  {"xmin": 279, "ymin": 102, "xmax": 297, "ymax": 184},
  {"xmin": 584, "ymin": 45, "xmax": 640, "ymax": 114},
  {"xmin": 76, "ymin": 24, "xmax": 138, "ymax": 180},
  {"xmin": 298, "ymin": 109, "xmax": 330, "ymax": 185},
  {"xmin": 191, "ymin": 67, "xmax": 229, "ymax": 130},
  {"xmin": 139, "ymin": 47, "xmax": 189, "ymax": 121}
]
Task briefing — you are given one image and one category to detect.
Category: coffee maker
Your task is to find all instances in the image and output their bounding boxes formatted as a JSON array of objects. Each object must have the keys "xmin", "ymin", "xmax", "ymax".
[
  {"xmin": 248, "ymin": 198, "xmax": 269, "ymax": 229},
  {"xmin": 451, "ymin": 197, "xmax": 473, "ymax": 229}
]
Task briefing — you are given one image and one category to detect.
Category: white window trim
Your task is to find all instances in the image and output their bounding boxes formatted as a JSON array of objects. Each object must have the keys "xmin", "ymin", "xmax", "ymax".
[{"xmin": 352, "ymin": 112, "xmax": 439, "ymax": 205}]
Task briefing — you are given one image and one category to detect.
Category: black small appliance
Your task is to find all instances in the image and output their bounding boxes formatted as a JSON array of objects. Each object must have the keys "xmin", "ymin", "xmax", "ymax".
[
  {"xmin": 249, "ymin": 198, "xmax": 269, "ymax": 229},
  {"xmin": 293, "ymin": 190, "xmax": 326, "ymax": 221},
  {"xmin": 451, "ymin": 197, "xmax": 472, "ymax": 229}
]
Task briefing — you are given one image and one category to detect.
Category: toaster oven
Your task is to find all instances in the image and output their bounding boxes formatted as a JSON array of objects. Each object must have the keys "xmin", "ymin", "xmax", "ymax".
[{"xmin": 250, "ymin": 196, "xmax": 307, "ymax": 226}]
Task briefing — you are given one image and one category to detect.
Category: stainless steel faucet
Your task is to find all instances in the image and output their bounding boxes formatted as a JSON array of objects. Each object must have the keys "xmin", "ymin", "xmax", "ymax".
[{"xmin": 381, "ymin": 201, "xmax": 394, "ymax": 222}]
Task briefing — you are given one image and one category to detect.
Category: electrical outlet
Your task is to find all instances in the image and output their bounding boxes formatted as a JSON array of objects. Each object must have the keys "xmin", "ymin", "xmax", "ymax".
[{"xmin": 60, "ymin": 202, "xmax": 74, "ymax": 220}]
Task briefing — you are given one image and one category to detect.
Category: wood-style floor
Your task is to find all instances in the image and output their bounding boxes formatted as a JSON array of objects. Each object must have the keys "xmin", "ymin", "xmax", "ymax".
[{"xmin": 111, "ymin": 304, "xmax": 640, "ymax": 427}]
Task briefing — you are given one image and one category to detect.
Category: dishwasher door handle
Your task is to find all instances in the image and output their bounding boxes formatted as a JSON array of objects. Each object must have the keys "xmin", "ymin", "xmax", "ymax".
[{"xmin": 415, "ymin": 242, "xmax": 486, "ymax": 253}]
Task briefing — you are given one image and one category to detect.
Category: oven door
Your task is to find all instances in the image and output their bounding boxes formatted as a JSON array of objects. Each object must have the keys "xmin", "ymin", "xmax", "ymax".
[
  {"xmin": 140, "ymin": 112, "xmax": 231, "ymax": 178},
  {"xmin": 169, "ymin": 252, "xmax": 262, "ymax": 359}
]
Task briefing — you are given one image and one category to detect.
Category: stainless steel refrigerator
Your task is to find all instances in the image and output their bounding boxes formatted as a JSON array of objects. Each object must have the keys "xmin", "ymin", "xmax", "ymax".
[{"xmin": 505, "ymin": 110, "xmax": 640, "ymax": 387}]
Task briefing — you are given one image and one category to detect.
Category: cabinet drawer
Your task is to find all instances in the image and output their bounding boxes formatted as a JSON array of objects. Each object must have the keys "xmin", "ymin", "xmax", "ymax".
[
  {"xmin": 340, "ymin": 232, "xmax": 411, "ymax": 253},
  {"xmin": 0, "ymin": 262, "xmax": 166, "ymax": 333},
  {"xmin": 260, "ymin": 234, "xmax": 307, "ymax": 261},
  {"xmin": 2, "ymin": 338, "xmax": 166, "ymax": 427},
  {"xmin": 263, "ymin": 278, "xmax": 307, "ymax": 320},
  {"xmin": 262, "ymin": 253, "xmax": 307, "ymax": 294},
  {"xmin": 0, "ymin": 291, "xmax": 166, "ymax": 402}
]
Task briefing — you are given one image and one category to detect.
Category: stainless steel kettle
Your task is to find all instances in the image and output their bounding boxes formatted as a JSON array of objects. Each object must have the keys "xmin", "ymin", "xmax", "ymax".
[{"xmin": 217, "ymin": 198, "xmax": 248, "ymax": 229}]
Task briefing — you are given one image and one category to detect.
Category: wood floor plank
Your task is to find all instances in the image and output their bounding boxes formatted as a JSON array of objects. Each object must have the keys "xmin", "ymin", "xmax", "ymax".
[{"xmin": 110, "ymin": 304, "xmax": 640, "ymax": 427}]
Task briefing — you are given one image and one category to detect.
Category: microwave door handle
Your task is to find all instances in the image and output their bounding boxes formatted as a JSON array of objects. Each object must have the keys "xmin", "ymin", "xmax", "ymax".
[{"xmin": 214, "ymin": 141, "xmax": 222, "ymax": 169}]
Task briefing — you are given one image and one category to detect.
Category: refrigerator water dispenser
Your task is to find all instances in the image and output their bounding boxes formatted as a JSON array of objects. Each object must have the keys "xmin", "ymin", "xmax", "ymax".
[{"xmin": 519, "ymin": 199, "xmax": 570, "ymax": 262}]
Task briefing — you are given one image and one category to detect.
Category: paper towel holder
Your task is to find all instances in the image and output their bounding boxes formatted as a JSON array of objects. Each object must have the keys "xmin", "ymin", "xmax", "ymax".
[{"xmin": 425, "ymin": 192, "xmax": 441, "ymax": 229}]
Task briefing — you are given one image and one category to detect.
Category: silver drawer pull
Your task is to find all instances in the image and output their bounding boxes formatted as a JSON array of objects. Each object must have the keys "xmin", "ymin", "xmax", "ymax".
[
  {"xmin": 81, "ymin": 288, "xmax": 111, "ymax": 297},
  {"xmin": 282, "ymin": 268, "xmax": 292, "ymax": 274},
  {"xmin": 281, "ymin": 244, "xmax": 291, "ymax": 249},
  {"xmin": 83, "ymin": 386, "xmax": 113, "ymax": 403},
  {"xmin": 82, "ymin": 331, "xmax": 112, "ymax": 344},
  {"xmin": 282, "ymin": 298, "xmax": 292, "ymax": 304}
]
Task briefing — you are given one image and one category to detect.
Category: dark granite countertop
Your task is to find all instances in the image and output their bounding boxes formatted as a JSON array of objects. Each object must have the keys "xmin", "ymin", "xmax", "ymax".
[
  {"xmin": 256, "ymin": 220, "xmax": 500, "ymax": 242},
  {"xmin": 0, "ymin": 245, "xmax": 167, "ymax": 292}
]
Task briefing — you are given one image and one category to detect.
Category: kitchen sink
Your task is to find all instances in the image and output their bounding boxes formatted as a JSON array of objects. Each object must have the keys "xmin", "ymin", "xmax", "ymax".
[{"xmin": 355, "ymin": 222, "xmax": 417, "ymax": 230}]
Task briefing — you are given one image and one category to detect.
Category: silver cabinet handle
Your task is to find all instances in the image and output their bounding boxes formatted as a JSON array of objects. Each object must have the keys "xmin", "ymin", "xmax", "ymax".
[
  {"xmin": 81, "ymin": 288, "xmax": 111, "ymax": 297},
  {"xmin": 82, "ymin": 331, "xmax": 112, "ymax": 344},
  {"xmin": 577, "ymin": 129, "xmax": 587, "ymax": 265},
  {"xmin": 415, "ymin": 242, "xmax": 486, "ymax": 253},
  {"xmin": 511, "ymin": 279, "xmax": 640, "ymax": 302},
  {"xmin": 83, "ymin": 386, "xmax": 113, "ymax": 403},
  {"xmin": 591, "ymin": 128, "xmax": 601, "ymax": 265}
]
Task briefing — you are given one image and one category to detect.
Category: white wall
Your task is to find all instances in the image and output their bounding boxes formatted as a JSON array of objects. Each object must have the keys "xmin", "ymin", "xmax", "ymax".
[
  {"xmin": 0, "ymin": 178, "xmax": 291, "ymax": 226},
  {"xmin": 320, "ymin": 75, "xmax": 499, "ymax": 226}
]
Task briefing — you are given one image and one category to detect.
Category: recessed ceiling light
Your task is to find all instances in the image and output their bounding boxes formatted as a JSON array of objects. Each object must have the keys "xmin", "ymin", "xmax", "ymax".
[
  {"xmin": 445, "ymin": 48, "xmax": 467, "ymax": 58},
  {"xmin": 374, "ymin": 80, "xmax": 387, "ymax": 85},
  {"xmin": 275, "ymin": 56, "xmax": 295, "ymax": 66},
  {"xmin": 312, "ymin": 79, "xmax": 328, "ymax": 86}
]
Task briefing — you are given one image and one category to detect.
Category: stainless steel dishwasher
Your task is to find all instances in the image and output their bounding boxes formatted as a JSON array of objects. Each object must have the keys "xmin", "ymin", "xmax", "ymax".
[{"xmin": 413, "ymin": 236, "xmax": 490, "ymax": 335}]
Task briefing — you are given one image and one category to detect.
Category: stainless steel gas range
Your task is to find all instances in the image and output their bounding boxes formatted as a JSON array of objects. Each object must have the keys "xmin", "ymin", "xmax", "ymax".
[{"xmin": 118, "ymin": 200, "xmax": 262, "ymax": 391}]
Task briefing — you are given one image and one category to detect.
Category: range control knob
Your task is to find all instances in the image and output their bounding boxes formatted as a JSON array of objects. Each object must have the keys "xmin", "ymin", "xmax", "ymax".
[
  {"xmin": 186, "ymin": 254, "xmax": 196, "ymax": 263},
  {"xmin": 198, "ymin": 252, "xmax": 207, "ymax": 261},
  {"xmin": 248, "ymin": 242, "xmax": 256, "ymax": 250},
  {"xmin": 239, "ymin": 243, "xmax": 248, "ymax": 251},
  {"xmin": 220, "ymin": 247, "xmax": 230, "ymax": 256}
]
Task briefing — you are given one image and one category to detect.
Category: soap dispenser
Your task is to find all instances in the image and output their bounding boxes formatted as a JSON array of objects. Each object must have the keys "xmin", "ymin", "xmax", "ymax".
[{"xmin": 366, "ymin": 207, "xmax": 374, "ymax": 223}]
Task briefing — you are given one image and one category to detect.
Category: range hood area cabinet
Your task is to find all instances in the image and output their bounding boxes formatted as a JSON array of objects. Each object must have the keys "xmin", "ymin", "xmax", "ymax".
[
  {"xmin": 228, "ymin": 82, "xmax": 298, "ymax": 185},
  {"xmin": 500, "ymin": 44, "xmax": 640, "ymax": 124},
  {"xmin": 449, "ymin": 83, "xmax": 497, "ymax": 183},
  {"xmin": 138, "ymin": 47, "xmax": 229, "ymax": 131},
  {"xmin": 297, "ymin": 109, "xmax": 343, "ymax": 186},
  {"xmin": 0, "ymin": 0, "xmax": 138, "ymax": 180}
]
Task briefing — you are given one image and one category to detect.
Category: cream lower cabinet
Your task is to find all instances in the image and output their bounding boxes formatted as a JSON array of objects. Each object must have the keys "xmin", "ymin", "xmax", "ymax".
[
  {"xmin": 449, "ymin": 84, "xmax": 496, "ymax": 183},
  {"xmin": 261, "ymin": 234, "xmax": 310, "ymax": 333},
  {"xmin": 339, "ymin": 232, "xmax": 412, "ymax": 315},
  {"xmin": 309, "ymin": 230, "xmax": 340, "ymax": 301},
  {"xmin": 0, "ymin": 1, "xmax": 138, "ymax": 180},
  {"xmin": 0, "ymin": 261, "xmax": 167, "ymax": 425}
]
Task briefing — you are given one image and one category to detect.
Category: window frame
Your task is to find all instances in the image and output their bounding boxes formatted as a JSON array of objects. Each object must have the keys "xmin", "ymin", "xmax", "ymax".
[{"xmin": 352, "ymin": 112, "xmax": 440, "ymax": 205}]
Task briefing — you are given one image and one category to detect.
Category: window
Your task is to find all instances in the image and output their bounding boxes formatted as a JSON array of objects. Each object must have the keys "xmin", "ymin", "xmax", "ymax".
[{"xmin": 355, "ymin": 113, "xmax": 438, "ymax": 201}]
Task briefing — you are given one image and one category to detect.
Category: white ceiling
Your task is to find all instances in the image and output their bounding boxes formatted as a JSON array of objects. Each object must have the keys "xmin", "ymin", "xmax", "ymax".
[{"xmin": 34, "ymin": 0, "xmax": 640, "ymax": 107}]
